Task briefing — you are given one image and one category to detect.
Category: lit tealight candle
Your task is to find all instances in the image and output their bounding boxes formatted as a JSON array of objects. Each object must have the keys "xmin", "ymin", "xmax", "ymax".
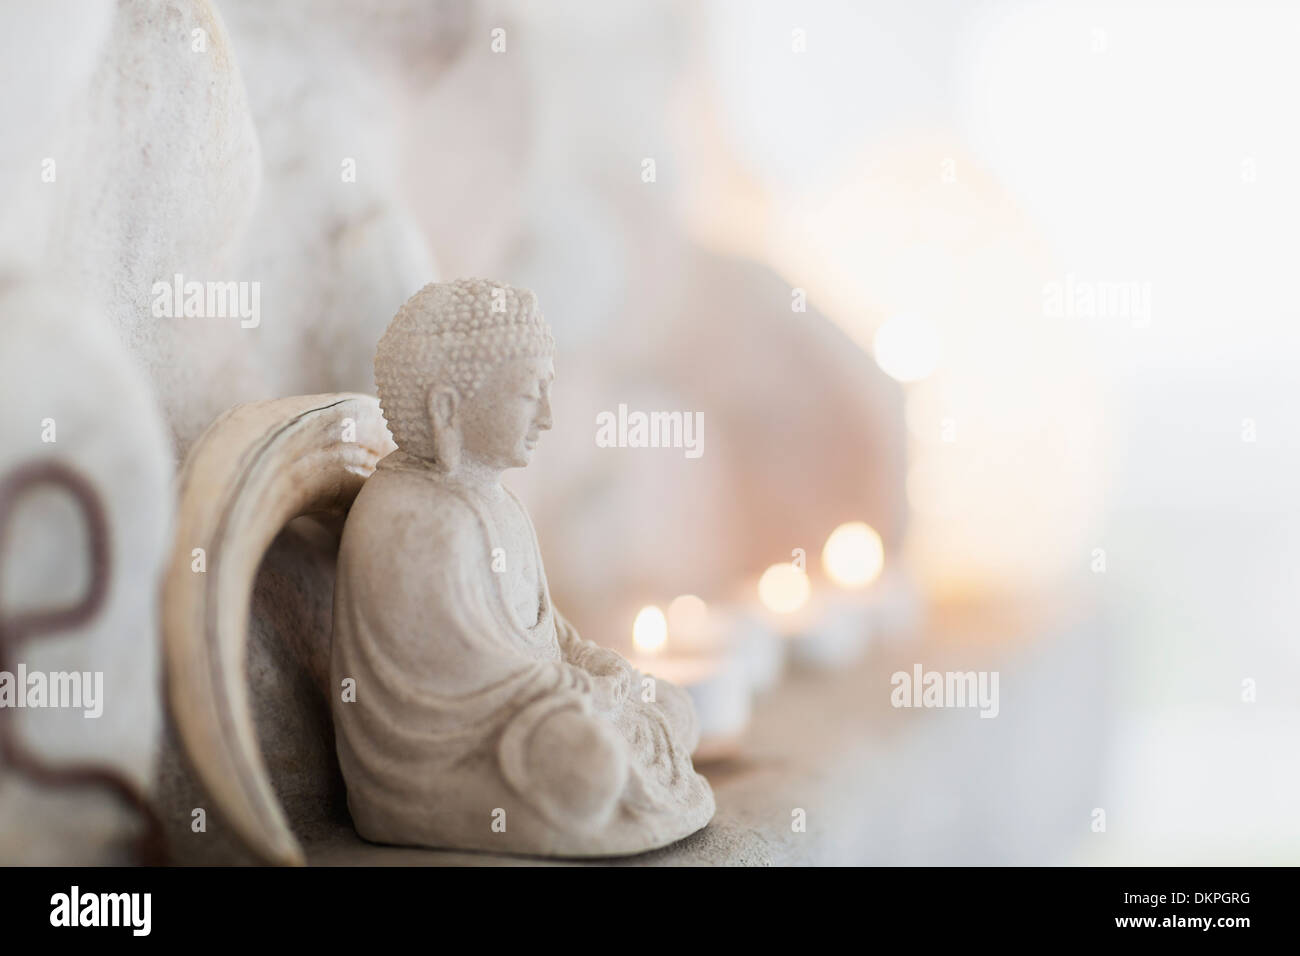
[
  {"xmin": 755, "ymin": 561, "xmax": 816, "ymax": 646},
  {"xmin": 757, "ymin": 562, "xmax": 811, "ymax": 617},
  {"xmin": 629, "ymin": 600, "xmax": 751, "ymax": 763},
  {"xmin": 856, "ymin": 565, "xmax": 925, "ymax": 644},
  {"xmin": 723, "ymin": 603, "xmax": 785, "ymax": 694},
  {"xmin": 792, "ymin": 523, "xmax": 885, "ymax": 668},
  {"xmin": 749, "ymin": 561, "xmax": 819, "ymax": 682},
  {"xmin": 822, "ymin": 521, "xmax": 884, "ymax": 589},
  {"xmin": 632, "ymin": 604, "xmax": 668, "ymax": 655},
  {"xmin": 666, "ymin": 594, "xmax": 714, "ymax": 653}
]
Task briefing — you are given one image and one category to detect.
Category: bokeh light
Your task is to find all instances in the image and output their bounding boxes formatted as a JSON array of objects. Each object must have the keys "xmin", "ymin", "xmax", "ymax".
[
  {"xmin": 631, "ymin": 605, "xmax": 668, "ymax": 654},
  {"xmin": 757, "ymin": 563, "xmax": 812, "ymax": 614},
  {"xmin": 822, "ymin": 521, "xmax": 885, "ymax": 589}
]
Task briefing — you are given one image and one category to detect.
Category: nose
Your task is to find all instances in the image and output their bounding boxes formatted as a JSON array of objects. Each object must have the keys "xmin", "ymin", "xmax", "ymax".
[{"xmin": 536, "ymin": 393, "xmax": 553, "ymax": 431}]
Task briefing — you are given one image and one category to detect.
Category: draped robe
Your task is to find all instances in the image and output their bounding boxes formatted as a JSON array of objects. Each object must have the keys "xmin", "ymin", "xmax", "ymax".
[{"xmin": 331, "ymin": 451, "xmax": 715, "ymax": 856}]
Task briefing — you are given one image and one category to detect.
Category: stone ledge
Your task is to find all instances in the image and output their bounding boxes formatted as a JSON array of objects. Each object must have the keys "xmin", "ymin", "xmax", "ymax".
[{"xmin": 302, "ymin": 611, "xmax": 1105, "ymax": 865}]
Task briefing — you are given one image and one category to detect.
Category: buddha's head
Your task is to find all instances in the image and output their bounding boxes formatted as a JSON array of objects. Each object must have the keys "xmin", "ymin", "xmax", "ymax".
[{"xmin": 375, "ymin": 278, "xmax": 556, "ymax": 473}]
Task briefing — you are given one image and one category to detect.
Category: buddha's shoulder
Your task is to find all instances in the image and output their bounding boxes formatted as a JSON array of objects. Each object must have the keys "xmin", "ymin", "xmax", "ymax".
[{"xmin": 342, "ymin": 462, "xmax": 484, "ymax": 553}]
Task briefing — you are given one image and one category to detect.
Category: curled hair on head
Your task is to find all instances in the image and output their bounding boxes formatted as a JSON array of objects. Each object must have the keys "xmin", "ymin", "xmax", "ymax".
[{"xmin": 374, "ymin": 278, "xmax": 555, "ymax": 467}]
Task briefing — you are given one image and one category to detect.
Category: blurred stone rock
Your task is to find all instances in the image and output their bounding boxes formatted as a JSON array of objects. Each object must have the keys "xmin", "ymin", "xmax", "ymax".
[{"xmin": 0, "ymin": 279, "xmax": 172, "ymax": 864}]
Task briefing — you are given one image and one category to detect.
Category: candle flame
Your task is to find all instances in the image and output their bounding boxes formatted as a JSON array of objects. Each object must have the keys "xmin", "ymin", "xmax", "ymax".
[
  {"xmin": 757, "ymin": 563, "xmax": 811, "ymax": 614},
  {"xmin": 822, "ymin": 521, "xmax": 885, "ymax": 589},
  {"xmin": 632, "ymin": 605, "xmax": 668, "ymax": 655},
  {"xmin": 667, "ymin": 593, "xmax": 708, "ymax": 633}
]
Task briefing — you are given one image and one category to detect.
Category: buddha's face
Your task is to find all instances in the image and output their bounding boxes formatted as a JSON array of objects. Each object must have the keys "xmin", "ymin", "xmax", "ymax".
[{"xmin": 441, "ymin": 355, "xmax": 555, "ymax": 471}]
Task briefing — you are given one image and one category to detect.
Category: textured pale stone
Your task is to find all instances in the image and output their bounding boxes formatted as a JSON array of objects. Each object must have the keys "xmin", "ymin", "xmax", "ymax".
[
  {"xmin": 214, "ymin": 0, "xmax": 466, "ymax": 403},
  {"xmin": 0, "ymin": 0, "xmax": 259, "ymax": 862},
  {"xmin": 43, "ymin": 0, "xmax": 263, "ymax": 455},
  {"xmin": 0, "ymin": 279, "xmax": 172, "ymax": 864}
]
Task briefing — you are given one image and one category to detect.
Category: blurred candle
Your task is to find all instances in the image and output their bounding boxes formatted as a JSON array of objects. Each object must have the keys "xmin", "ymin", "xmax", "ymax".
[
  {"xmin": 629, "ymin": 600, "xmax": 751, "ymax": 762},
  {"xmin": 756, "ymin": 562, "xmax": 812, "ymax": 633},
  {"xmin": 666, "ymin": 593, "xmax": 713, "ymax": 653},
  {"xmin": 822, "ymin": 521, "xmax": 885, "ymax": 589},
  {"xmin": 792, "ymin": 523, "xmax": 885, "ymax": 668},
  {"xmin": 632, "ymin": 604, "xmax": 668, "ymax": 654},
  {"xmin": 724, "ymin": 603, "xmax": 785, "ymax": 693}
]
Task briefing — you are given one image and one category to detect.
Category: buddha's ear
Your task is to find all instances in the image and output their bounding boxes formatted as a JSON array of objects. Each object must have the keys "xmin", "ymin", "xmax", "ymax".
[
  {"xmin": 427, "ymin": 385, "xmax": 458, "ymax": 429},
  {"xmin": 426, "ymin": 386, "xmax": 462, "ymax": 472}
]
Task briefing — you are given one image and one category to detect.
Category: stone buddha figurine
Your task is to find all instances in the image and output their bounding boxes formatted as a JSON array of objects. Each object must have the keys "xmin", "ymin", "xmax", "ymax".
[{"xmin": 330, "ymin": 278, "xmax": 715, "ymax": 857}]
